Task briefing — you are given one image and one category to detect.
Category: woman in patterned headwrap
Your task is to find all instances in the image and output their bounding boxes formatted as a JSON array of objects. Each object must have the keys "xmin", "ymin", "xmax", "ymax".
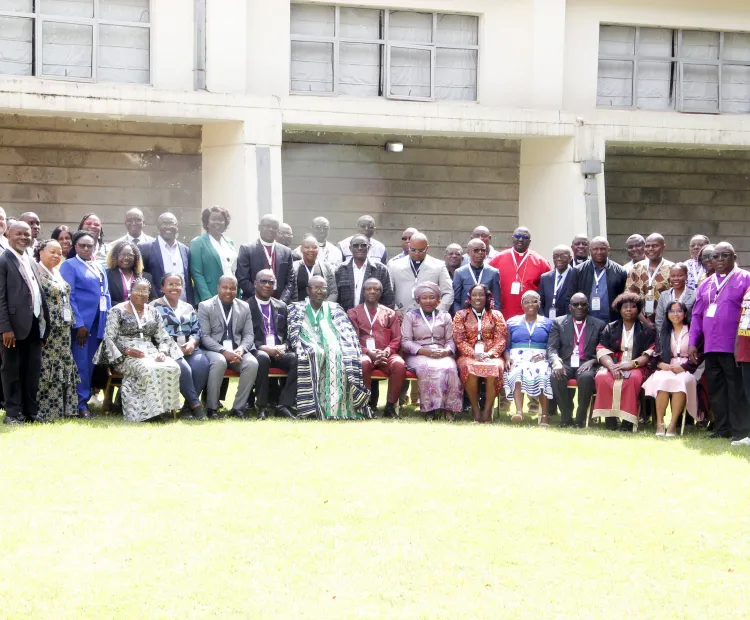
[{"xmin": 401, "ymin": 281, "xmax": 463, "ymax": 421}]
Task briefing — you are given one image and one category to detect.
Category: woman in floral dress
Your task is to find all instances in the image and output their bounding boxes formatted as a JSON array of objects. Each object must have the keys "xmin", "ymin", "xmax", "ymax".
[{"xmin": 94, "ymin": 278, "xmax": 183, "ymax": 422}]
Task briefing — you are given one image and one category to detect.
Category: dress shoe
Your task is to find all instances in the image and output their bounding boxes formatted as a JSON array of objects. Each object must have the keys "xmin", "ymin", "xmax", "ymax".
[
  {"xmin": 3, "ymin": 416, "xmax": 24, "ymax": 425},
  {"xmin": 206, "ymin": 409, "xmax": 219, "ymax": 420},
  {"xmin": 709, "ymin": 431, "xmax": 731, "ymax": 439},
  {"xmin": 558, "ymin": 420, "xmax": 575, "ymax": 429},
  {"xmin": 257, "ymin": 407, "xmax": 270, "ymax": 420},
  {"xmin": 28, "ymin": 415, "xmax": 48, "ymax": 424},
  {"xmin": 275, "ymin": 405, "xmax": 295, "ymax": 419},
  {"xmin": 362, "ymin": 405, "xmax": 374, "ymax": 420},
  {"xmin": 78, "ymin": 409, "xmax": 93, "ymax": 419},
  {"xmin": 574, "ymin": 422, "xmax": 586, "ymax": 429},
  {"xmin": 191, "ymin": 406, "xmax": 207, "ymax": 420},
  {"xmin": 230, "ymin": 409, "xmax": 247, "ymax": 419},
  {"xmin": 383, "ymin": 403, "xmax": 400, "ymax": 419}
]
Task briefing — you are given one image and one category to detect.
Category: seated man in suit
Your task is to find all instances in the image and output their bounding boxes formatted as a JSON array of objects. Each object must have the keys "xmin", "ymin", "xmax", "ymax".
[
  {"xmin": 140, "ymin": 212, "xmax": 194, "ymax": 305},
  {"xmin": 539, "ymin": 245, "xmax": 578, "ymax": 319},
  {"xmin": 547, "ymin": 293, "xmax": 606, "ymax": 428},
  {"xmin": 198, "ymin": 275, "xmax": 260, "ymax": 419},
  {"xmin": 452, "ymin": 238, "xmax": 502, "ymax": 314},
  {"xmin": 237, "ymin": 214, "xmax": 295, "ymax": 304},
  {"xmin": 347, "ymin": 278, "xmax": 406, "ymax": 419},
  {"xmin": 335, "ymin": 234, "xmax": 394, "ymax": 312},
  {"xmin": 246, "ymin": 269, "xmax": 297, "ymax": 420}
]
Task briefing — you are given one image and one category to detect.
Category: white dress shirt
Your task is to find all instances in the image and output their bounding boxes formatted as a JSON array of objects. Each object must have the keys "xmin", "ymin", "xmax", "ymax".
[
  {"xmin": 352, "ymin": 260, "xmax": 367, "ymax": 306},
  {"xmin": 158, "ymin": 236, "xmax": 186, "ymax": 300},
  {"xmin": 209, "ymin": 234, "xmax": 238, "ymax": 276},
  {"xmin": 15, "ymin": 249, "xmax": 42, "ymax": 318}
]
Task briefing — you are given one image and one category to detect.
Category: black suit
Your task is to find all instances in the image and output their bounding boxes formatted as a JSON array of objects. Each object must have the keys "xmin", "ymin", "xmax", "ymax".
[
  {"xmin": 539, "ymin": 268, "xmax": 579, "ymax": 318},
  {"xmin": 246, "ymin": 296, "xmax": 297, "ymax": 408},
  {"xmin": 140, "ymin": 238, "xmax": 194, "ymax": 305},
  {"xmin": 237, "ymin": 240, "xmax": 295, "ymax": 304},
  {"xmin": 575, "ymin": 259, "xmax": 627, "ymax": 322},
  {"xmin": 0, "ymin": 249, "xmax": 50, "ymax": 421},
  {"xmin": 547, "ymin": 314, "xmax": 606, "ymax": 426},
  {"xmin": 334, "ymin": 259, "xmax": 394, "ymax": 312},
  {"xmin": 106, "ymin": 269, "xmax": 155, "ymax": 305}
]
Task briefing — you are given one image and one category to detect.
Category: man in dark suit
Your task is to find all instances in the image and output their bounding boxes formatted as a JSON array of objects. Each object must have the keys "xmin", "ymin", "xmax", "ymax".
[
  {"xmin": 575, "ymin": 236, "xmax": 626, "ymax": 323},
  {"xmin": 237, "ymin": 215, "xmax": 295, "ymax": 304},
  {"xmin": 335, "ymin": 234, "xmax": 394, "ymax": 312},
  {"xmin": 548, "ymin": 293, "xmax": 606, "ymax": 428},
  {"xmin": 452, "ymin": 238, "xmax": 502, "ymax": 314},
  {"xmin": 0, "ymin": 222, "xmax": 50, "ymax": 424},
  {"xmin": 539, "ymin": 244, "xmax": 579, "ymax": 319},
  {"xmin": 140, "ymin": 212, "xmax": 194, "ymax": 304},
  {"xmin": 246, "ymin": 269, "xmax": 297, "ymax": 419}
]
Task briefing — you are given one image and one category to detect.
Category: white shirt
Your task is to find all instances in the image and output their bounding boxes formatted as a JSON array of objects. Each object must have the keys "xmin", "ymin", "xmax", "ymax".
[
  {"xmin": 353, "ymin": 260, "xmax": 367, "ymax": 306},
  {"xmin": 158, "ymin": 236, "xmax": 186, "ymax": 301},
  {"xmin": 15, "ymin": 249, "xmax": 42, "ymax": 318},
  {"xmin": 209, "ymin": 234, "xmax": 238, "ymax": 277}
]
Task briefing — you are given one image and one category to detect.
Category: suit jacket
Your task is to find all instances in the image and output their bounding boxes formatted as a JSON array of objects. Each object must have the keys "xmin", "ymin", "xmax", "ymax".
[
  {"xmin": 190, "ymin": 232, "xmax": 237, "ymax": 304},
  {"xmin": 388, "ymin": 255, "xmax": 453, "ymax": 316},
  {"xmin": 292, "ymin": 259, "xmax": 338, "ymax": 302},
  {"xmin": 140, "ymin": 237, "xmax": 194, "ymax": 305},
  {"xmin": 452, "ymin": 263, "xmax": 502, "ymax": 314},
  {"xmin": 197, "ymin": 295, "xmax": 255, "ymax": 355},
  {"xmin": 111, "ymin": 233, "xmax": 154, "ymax": 246},
  {"xmin": 0, "ymin": 249, "xmax": 50, "ymax": 341},
  {"xmin": 335, "ymin": 258, "xmax": 394, "ymax": 312},
  {"xmin": 539, "ymin": 267, "xmax": 579, "ymax": 318},
  {"xmin": 59, "ymin": 255, "xmax": 111, "ymax": 338},
  {"xmin": 547, "ymin": 314, "xmax": 606, "ymax": 366},
  {"xmin": 106, "ymin": 268, "xmax": 155, "ymax": 306},
  {"xmin": 575, "ymin": 259, "xmax": 627, "ymax": 322},
  {"xmin": 246, "ymin": 296, "xmax": 289, "ymax": 347},
  {"xmin": 237, "ymin": 240, "xmax": 295, "ymax": 304}
]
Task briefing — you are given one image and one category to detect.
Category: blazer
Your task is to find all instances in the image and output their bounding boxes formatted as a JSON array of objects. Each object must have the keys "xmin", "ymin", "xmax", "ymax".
[
  {"xmin": 335, "ymin": 258, "xmax": 394, "ymax": 312},
  {"xmin": 452, "ymin": 263, "xmax": 502, "ymax": 314},
  {"xmin": 292, "ymin": 259, "xmax": 338, "ymax": 302},
  {"xmin": 598, "ymin": 319, "xmax": 656, "ymax": 361},
  {"xmin": 111, "ymin": 233, "xmax": 154, "ymax": 246},
  {"xmin": 539, "ymin": 267, "xmax": 579, "ymax": 318},
  {"xmin": 140, "ymin": 237, "xmax": 194, "ymax": 305},
  {"xmin": 106, "ymin": 268, "xmax": 155, "ymax": 306},
  {"xmin": 190, "ymin": 232, "xmax": 237, "ymax": 304},
  {"xmin": 547, "ymin": 314, "xmax": 606, "ymax": 366},
  {"xmin": 654, "ymin": 288, "xmax": 697, "ymax": 338},
  {"xmin": 575, "ymin": 259, "xmax": 627, "ymax": 322},
  {"xmin": 388, "ymin": 254, "xmax": 453, "ymax": 316},
  {"xmin": 246, "ymin": 296, "xmax": 290, "ymax": 347},
  {"xmin": 236, "ymin": 240, "xmax": 295, "ymax": 304},
  {"xmin": 59, "ymin": 255, "xmax": 111, "ymax": 338},
  {"xmin": 197, "ymin": 295, "xmax": 255, "ymax": 355},
  {"xmin": 0, "ymin": 249, "xmax": 50, "ymax": 341}
]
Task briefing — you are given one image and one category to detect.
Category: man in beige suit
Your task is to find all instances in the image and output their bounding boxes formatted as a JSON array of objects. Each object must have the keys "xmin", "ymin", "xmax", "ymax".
[{"xmin": 388, "ymin": 233, "xmax": 453, "ymax": 317}]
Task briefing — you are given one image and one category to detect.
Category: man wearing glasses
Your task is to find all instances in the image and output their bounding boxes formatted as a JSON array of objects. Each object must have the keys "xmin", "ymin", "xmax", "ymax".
[
  {"xmin": 452, "ymin": 238, "xmax": 502, "ymax": 315},
  {"xmin": 338, "ymin": 215, "xmax": 388, "ymax": 264},
  {"xmin": 295, "ymin": 217, "xmax": 344, "ymax": 268},
  {"xmin": 387, "ymin": 227, "xmax": 418, "ymax": 264},
  {"xmin": 548, "ymin": 293, "xmax": 606, "ymax": 428},
  {"xmin": 388, "ymin": 232, "xmax": 453, "ymax": 317},
  {"xmin": 489, "ymin": 226, "xmax": 551, "ymax": 319},
  {"xmin": 334, "ymin": 234, "xmax": 394, "ymax": 312},
  {"xmin": 460, "ymin": 225, "xmax": 500, "ymax": 265}
]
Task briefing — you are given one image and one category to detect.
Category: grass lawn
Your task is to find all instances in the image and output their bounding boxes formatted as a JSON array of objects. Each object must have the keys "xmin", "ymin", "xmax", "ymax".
[{"xmin": 2, "ymin": 400, "xmax": 750, "ymax": 618}]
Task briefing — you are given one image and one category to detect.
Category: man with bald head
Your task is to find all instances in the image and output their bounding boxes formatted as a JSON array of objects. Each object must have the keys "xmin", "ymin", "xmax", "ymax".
[
  {"xmin": 575, "ymin": 236, "xmax": 627, "ymax": 323},
  {"xmin": 444, "ymin": 243, "xmax": 463, "ymax": 280},
  {"xmin": 488, "ymin": 226, "xmax": 551, "ymax": 318},
  {"xmin": 388, "ymin": 227, "xmax": 418, "ymax": 264},
  {"xmin": 140, "ymin": 211, "xmax": 194, "ymax": 304},
  {"xmin": 622, "ymin": 234, "xmax": 646, "ymax": 273},
  {"xmin": 335, "ymin": 233, "xmax": 394, "ymax": 312},
  {"xmin": 236, "ymin": 214, "xmax": 295, "ymax": 304},
  {"xmin": 338, "ymin": 215, "xmax": 388, "ymax": 263},
  {"xmin": 461, "ymin": 225, "xmax": 499, "ymax": 265},
  {"xmin": 571, "ymin": 234, "xmax": 590, "ymax": 267},
  {"xmin": 626, "ymin": 233, "xmax": 674, "ymax": 321},
  {"xmin": 297, "ymin": 216, "xmax": 343, "ymax": 267},
  {"xmin": 112, "ymin": 208, "xmax": 153, "ymax": 246},
  {"xmin": 452, "ymin": 238, "xmax": 502, "ymax": 314},
  {"xmin": 539, "ymin": 245, "xmax": 578, "ymax": 319}
]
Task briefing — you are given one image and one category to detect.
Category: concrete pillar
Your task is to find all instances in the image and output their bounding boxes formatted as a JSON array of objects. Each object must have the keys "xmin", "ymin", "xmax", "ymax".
[
  {"xmin": 530, "ymin": 0, "xmax": 566, "ymax": 110},
  {"xmin": 519, "ymin": 137, "xmax": 587, "ymax": 260},
  {"xmin": 151, "ymin": 0, "xmax": 194, "ymax": 91}
]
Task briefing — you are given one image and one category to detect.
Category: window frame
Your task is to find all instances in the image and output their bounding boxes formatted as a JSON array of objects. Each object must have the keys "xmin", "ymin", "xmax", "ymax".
[
  {"xmin": 289, "ymin": 4, "xmax": 479, "ymax": 102},
  {"xmin": 0, "ymin": 1, "xmax": 152, "ymax": 85}
]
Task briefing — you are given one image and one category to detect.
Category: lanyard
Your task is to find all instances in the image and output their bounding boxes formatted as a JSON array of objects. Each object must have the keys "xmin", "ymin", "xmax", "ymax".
[
  {"xmin": 221, "ymin": 304, "xmax": 233, "ymax": 339},
  {"xmin": 259, "ymin": 302, "xmax": 272, "ymax": 334},
  {"xmin": 593, "ymin": 266, "xmax": 606, "ymax": 291},
  {"xmin": 709, "ymin": 267, "xmax": 738, "ymax": 305},
  {"xmin": 419, "ymin": 308, "xmax": 436, "ymax": 341},
  {"xmin": 512, "ymin": 250, "xmax": 530, "ymax": 281},
  {"xmin": 365, "ymin": 305, "xmax": 380, "ymax": 335},
  {"xmin": 262, "ymin": 243, "xmax": 275, "ymax": 270},
  {"xmin": 671, "ymin": 288, "xmax": 685, "ymax": 302},
  {"xmin": 622, "ymin": 324, "xmax": 634, "ymax": 356},
  {"xmin": 671, "ymin": 327, "xmax": 687, "ymax": 356},
  {"xmin": 473, "ymin": 309, "xmax": 484, "ymax": 340},
  {"xmin": 647, "ymin": 259, "xmax": 664, "ymax": 291},
  {"xmin": 553, "ymin": 267, "xmax": 570, "ymax": 298},
  {"xmin": 120, "ymin": 270, "xmax": 134, "ymax": 300},
  {"xmin": 38, "ymin": 261, "xmax": 61, "ymax": 283},
  {"xmin": 573, "ymin": 320, "xmax": 585, "ymax": 346},
  {"xmin": 410, "ymin": 260, "xmax": 421, "ymax": 279},
  {"xmin": 303, "ymin": 262, "xmax": 315, "ymax": 279},
  {"xmin": 76, "ymin": 255, "xmax": 104, "ymax": 293},
  {"xmin": 524, "ymin": 319, "xmax": 537, "ymax": 344},
  {"xmin": 39, "ymin": 262, "xmax": 68, "ymax": 306},
  {"xmin": 469, "ymin": 266, "xmax": 484, "ymax": 286},
  {"xmin": 129, "ymin": 300, "xmax": 145, "ymax": 339},
  {"xmin": 688, "ymin": 259, "xmax": 703, "ymax": 283}
]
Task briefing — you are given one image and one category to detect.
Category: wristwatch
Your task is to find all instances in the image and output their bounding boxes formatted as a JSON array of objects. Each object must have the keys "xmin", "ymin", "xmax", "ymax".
[{"xmin": 632, "ymin": 360, "xmax": 640, "ymax": 369}]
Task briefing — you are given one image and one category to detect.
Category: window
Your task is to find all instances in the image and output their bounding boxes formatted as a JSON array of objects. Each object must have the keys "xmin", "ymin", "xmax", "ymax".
[
  {"xmin": 0, "ymin": 0, "xmax": 150, "ymax": 84},
  {"xmin": 598, "ymin": 25, "xmax": 750, "ymax": 113},
  {"xmin": 290, "ymin": 3, "xmax": 478, "ymax": 101}
]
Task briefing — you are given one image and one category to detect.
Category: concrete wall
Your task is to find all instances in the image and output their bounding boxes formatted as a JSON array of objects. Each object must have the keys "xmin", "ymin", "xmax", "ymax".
[
  {"xmin": 605, "ymin": 145, "xmax": 750, "ymax": 265},
  {"xmin": 0, "ymin": 115, "xmax": 202, "ymax": 243},
  {"xmin": 281, "ymin": 132, "xmax": 520, "ymax": 256}
]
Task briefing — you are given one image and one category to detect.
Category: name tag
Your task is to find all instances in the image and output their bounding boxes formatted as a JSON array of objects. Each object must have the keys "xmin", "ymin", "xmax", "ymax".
[
  {"xmin": 176, "ymin": 334, "xmax": 187, "ymax": 346},
  {"xmin": 511, "ymin": 281, "xmax": 521, "ymax": 295},
  {"xmin": 99, "ymin": 296, "xmax": 108, "ymax": 311},
  {"xmin": 266, "ymin": 334, "xmax": 276, "ymax": 347},
  {"xmin": 474, "ymin": 341, "xmax": 485, "ymax": 355},
  {"xmin": 645, "ymin": 299, "xmax": 655, "ymax": 314},
  {"xmin": 365, "ymin": 337, "xmax": 376, "ymax": 351},
  {"xmin": 63, "ymin": 307, "xmax": 72, "ymax": 322},
  {"xmin": 571, "ymin": 353, "xmax": 580, "ymax": 368},
  {"xmin": 222, "ymin": 339, "xmax": 234, "ymax": 351},
  {"xmin": 707, "ymin": 303, "xmax": 718, "ymax": 318},
  {"xmin": 591, "ymin": 297, "xmax": 601, "ymax": 311},
  {"xmin": 549, "ymin": 309, "xmax": 557, "ymax": 319}
]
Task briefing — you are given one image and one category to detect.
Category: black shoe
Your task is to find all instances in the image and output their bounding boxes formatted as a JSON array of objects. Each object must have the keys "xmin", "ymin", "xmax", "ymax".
[
  {"xmin": 206, "ymin": 409, "xmax": 219, "ymax": 420},
  {"xmin": 257, "ymin": 407, "xmax": 270, "ymax": 420},
  {"xmin": 275, "ymin": 405, "xmax": 295, "ymax": 419},
  {"xmin": 363, "ymin": 405, "xmax": 374, "ymax": 420},
  {"xmin": 3, "ymin": 416, "xmax": 24, "ymax": 425},
  {"xmin": 230, "ymin": 409, "xmax": 247, "ymax": 419},
  {"xmin": 189, "ymin": 405, "xmax": 206, "ymax": 420},
  {"xmin": 28, "ymin": 415, "xmax": 48, "ymax": 424},
  {"xmin": 383, "ymin": 403, "xmax": 400, "ymax": 419},
  {"xmin": 558, "ymin": 420, "xmax": 574, "ymax": 428},
  {"xmin": 574, "ymin": 422, "xmax": 586, "ymax": 429},
  {"xmin": 709, "ymin": 431, "xmax": 732, "ymax": 439}
]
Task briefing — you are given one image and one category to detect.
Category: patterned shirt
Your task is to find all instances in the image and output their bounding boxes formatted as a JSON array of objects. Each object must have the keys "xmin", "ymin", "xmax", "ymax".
[
  {"xmin": 626, "ymin": 258, "xmax": 675, "ymax": 317},
  {"xmin": 152, "ymin": 298, "xmax": 201, "ymax": 342},
  {"xmin": 685, "ymin": 257, "xmax": 706, "ymax": 292}
]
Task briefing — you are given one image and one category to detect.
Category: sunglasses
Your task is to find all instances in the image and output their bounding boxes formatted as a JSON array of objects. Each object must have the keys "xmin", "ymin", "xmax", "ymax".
[
  {"xmin": 570, "ymin": 302, "xmax": 588, "ymax": 308},
  {"xmin": 309, "ymin": 286, "xmax": 328, "ymax": 293},
  {"xmin": 314, "ymin": 225, "xmax": 329, "ymax": 230},
  {"xmin": 351, "ymin": 243, "xmax": 369, "ymax": 249},
  {"xmin": 513, "ymin": 234, "xmax": 530, "ymax": 241},
  {"xmin": 258, "ymin": 279, "xmax": 276, "ymax": 286},
  {"xmin": 409, "ymin": 247, "xmax": 427, "ymax": 253},
  {"xmin": 471, "ymin": 248, "xmax": 487, "ymax": 253},
  {"xmin": 712, "ymin": 252, "xmax": 733, "ymax": 260}
]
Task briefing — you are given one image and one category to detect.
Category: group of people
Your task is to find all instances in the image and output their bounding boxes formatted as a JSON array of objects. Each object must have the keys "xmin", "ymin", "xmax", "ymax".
[{"xmin": 2, "ymin": 206, "xmax": 750, "ymax": 445}]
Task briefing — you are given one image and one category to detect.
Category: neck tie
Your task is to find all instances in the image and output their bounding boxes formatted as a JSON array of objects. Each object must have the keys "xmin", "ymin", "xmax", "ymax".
[{"xmin": 556, "ymin": 272, "xmax": 562, "ymax": 286}]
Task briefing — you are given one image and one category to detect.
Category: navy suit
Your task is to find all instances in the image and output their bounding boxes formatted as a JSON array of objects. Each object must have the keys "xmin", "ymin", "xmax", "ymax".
[
  {"xmin": 539, "ymin": 268, "xmax": 579, "ymax": 318},
  {"xmin": 140, "ymin": 238, "xmax": 194, "ymax": 305},
  {"xmin": 452, "ymin": 263, "xmax": 502, "ymax": 314}
]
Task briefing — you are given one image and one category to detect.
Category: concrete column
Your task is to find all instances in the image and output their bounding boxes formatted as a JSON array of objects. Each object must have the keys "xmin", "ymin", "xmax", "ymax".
[
  {"xmin": 519, "ymin": 137, "xmax": 587, "ymax": 260},
  {"xmin": 151, "ymin": 0, "xmax": 195, "ymax": 91}
]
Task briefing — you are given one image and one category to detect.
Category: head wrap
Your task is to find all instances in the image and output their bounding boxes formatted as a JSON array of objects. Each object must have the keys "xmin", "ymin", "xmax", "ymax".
[{"xmin": 413, "ymin": 281, "xmax": 441, "ymax": 301}]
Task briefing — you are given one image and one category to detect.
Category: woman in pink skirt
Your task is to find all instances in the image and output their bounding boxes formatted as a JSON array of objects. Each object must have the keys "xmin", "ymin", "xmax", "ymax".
[{"xmin": 643, "ymin": 300, "xmax": 700, "ymax": 437}]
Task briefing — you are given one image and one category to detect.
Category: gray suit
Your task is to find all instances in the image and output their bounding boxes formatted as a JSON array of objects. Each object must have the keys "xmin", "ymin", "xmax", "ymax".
[
  {"xmin": 388, "ymin": 254, "xmax": 453, "ymax": 316},
  {"xmin": 198, "ymin": 295, "xmax": 259, "ymax": 411}
]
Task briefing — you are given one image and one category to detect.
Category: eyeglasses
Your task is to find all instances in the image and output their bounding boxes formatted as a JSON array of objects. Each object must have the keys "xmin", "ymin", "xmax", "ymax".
[
  {"xmin": 471, "ymin": 248, "xmax": 487, "ymax": 253},
  {"xmin": 314, "ymin": 225, "xmax": 330, "ymax": 231},
  {"xmin": 258, "ymin": 279, "xmax": 276, "ymax": 286},
  {"xmin": 164, "ymin": 282, "xmax": 182, "ymax": 289},
  {"xmin": 309, "ymin": 286, "xmax": 328, "ymax": 293},
  {"xmin": 570, "ymin": 302, "xmax": 588, "ymax": 308},
  {"xmin": 409, "ymin": 247, "xmax": 427, "ymax": 254},
  {"xmin": 513, "ymin": 234, "xmax": 530, "ymax": 241},
  {"xmin": 359, "ymin": 224, "xmax": 376, "ymax": 230},
  {"xmin": 712, "ymin": 252, "xmax": 733, "ymax": 260},
  {"xmin": 668, "ymin": 308, "xmax": 685, "ymax": 314},
  {"xmin": 351, "ymin": 243, "xmax": 369, "ymax": 249}
]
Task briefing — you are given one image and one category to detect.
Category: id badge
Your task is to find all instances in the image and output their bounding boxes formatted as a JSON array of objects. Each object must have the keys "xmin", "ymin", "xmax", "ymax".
[
  {"xmin": 645, "ymin": 299, "xmax": 655, "ymax": 314},
  {"xmin": 621, "ymin": 352, "xmax": 631, "ymax": 363},
  {"xmin": 176, "ymin": 334, "xmax": 187, "ymax": 346},
  {"xmin": 511, "ymin": 281, "xmax": 521, "ymax": 295},
  {"xmin": 707, "ymin": 303, "xmax": 718, "ymax": 318},
  {"xmin": 99, "ymin": 295, "xmax": 107, "ymax": 311},
  {"xmin": 222, "ymin": 339, "xmax": 234, "ymax": 351},
  {"xmin": 591, "ymin": 297, "xmax": 601, "ymax": 311},
  {"xmin": 474, "ymin": 341, "xmax": 485, "ymax": 355},
  {"xmin": 63, "ymin": 306, "xmax": 72, "ymax": 322},
  {"xmin": 571, "ymin": 353, "xmax": 580, "ymax": 368},
  {"xmin": 740, "ymin": 313, "xmax": 750, "ymax": 330},
  {"xmin": 549, "ymin": 309, "xmax": 557, "ymax": 319},
  {"xmin": 266, "ymin": 334, "xmax": 276, "ymax": 347},
  {"xmin": 365, "ymin": 337, "xmax": 376, "ymax": 351}
]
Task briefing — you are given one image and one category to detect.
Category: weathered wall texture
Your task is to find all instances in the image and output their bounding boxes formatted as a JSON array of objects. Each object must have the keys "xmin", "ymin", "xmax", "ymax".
[
  {"xmin": 605, "ymin": 145, "xmax": 750, "ymax": 265},
  {"xmin": 0, "ymin": 115, "xmax": 202, "ymax": 244},
  {"xmin": 281, "ymin": 132, "xmax": 520, "ymax": 257}
]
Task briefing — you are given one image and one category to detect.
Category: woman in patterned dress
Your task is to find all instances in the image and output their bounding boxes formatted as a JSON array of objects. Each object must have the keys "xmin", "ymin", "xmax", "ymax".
[
  {"xmin": 503, "ymin": 290, "xmax": 554, "ymax": 426},
  {"xmin": 35, "ymin": 239, "xmax": 80, "ymax": 420},
  {"xmin": 93, "ymin": 278, "xmax": 183, "ymax": 422},
  {"xmin": 453, "ymin": 283, "xmax": 508, "ymax": 423}
]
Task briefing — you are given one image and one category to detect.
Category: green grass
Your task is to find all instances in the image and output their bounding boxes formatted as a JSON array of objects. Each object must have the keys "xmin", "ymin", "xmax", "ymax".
[{"xmin": 1, "ymin": 402, "xmax": 750, "ymax": 619}]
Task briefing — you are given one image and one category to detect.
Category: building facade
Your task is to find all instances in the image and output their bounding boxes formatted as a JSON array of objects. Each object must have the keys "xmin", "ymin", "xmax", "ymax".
[{"xmin": 1, "ymin": 0, "xmax": 749, "ymax": 262}]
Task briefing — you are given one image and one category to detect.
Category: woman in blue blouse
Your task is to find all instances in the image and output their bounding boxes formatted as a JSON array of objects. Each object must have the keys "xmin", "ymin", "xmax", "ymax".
[
  {"xmin": 152, "ymin": 272, "xmax": 209, "ymax": 419},
  {"xmin": 503, "ymin": 291, "xmax": 554, "ymax": 426}
]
